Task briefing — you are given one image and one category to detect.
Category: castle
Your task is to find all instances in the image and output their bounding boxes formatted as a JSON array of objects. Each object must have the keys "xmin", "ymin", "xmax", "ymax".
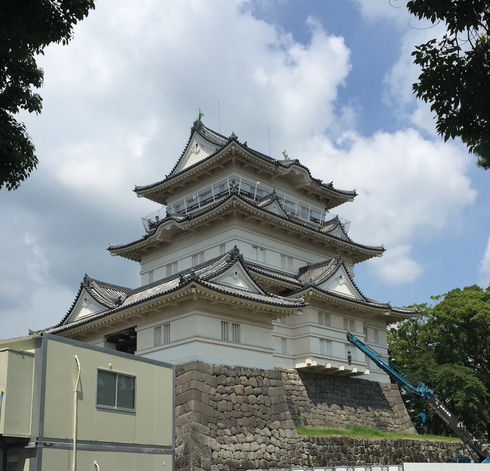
[{"xmin": 44, "ymin": 119, "xmax": 415, "ymax": 383}]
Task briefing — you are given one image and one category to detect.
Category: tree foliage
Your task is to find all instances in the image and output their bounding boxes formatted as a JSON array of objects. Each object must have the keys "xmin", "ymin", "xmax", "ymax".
[
  {"xmin": 0, "ymin": 0, "xmax": 95, "ymax": 190},
  {"xmin": 389, "ymin": 285, "xmax": 490, "ymax": 439},
  {"xmin": 408, "ymin": 1, "xmax": 490, "ymax": 168}
]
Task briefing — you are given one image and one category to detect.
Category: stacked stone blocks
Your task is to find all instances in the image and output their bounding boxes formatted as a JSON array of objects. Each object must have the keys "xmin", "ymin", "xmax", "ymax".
[{"xmin": 175, "ymin": 362, "xmax": 465, "ymax": 471}]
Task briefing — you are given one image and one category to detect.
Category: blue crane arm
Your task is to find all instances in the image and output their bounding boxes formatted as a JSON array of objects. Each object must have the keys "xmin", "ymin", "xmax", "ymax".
[
  {"xmin": 347, "ymin": 332, "xmax": 490, "ymax": 463},
  {"xmin": 346, "ymin": 332, "xmax": 434, "ymax": 399}
]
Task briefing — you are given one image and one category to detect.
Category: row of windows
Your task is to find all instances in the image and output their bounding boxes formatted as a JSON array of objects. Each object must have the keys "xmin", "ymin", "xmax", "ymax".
[
  {"xmin": 147, "ymin": 243, "xmax": 301, "ymax": 284},
  {"xmin": 148, "ymin": 244, "xmax": 227, "ymax": 283},
  {"xmin": 151, "ymin": 317, "xmax": 380, "ymax": 360},
  {"xmin": 316, "ymin": 311, "xmax": 382, "ymax": 345},
  {"xmin": 152, "ymin": 321, "xmax": 242, "ymax": 347}
]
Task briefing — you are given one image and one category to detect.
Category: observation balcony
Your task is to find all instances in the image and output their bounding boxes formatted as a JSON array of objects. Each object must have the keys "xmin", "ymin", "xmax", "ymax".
[{"xmin": 142, "ymin": 175, "xmax": 351, "ymax": 233}]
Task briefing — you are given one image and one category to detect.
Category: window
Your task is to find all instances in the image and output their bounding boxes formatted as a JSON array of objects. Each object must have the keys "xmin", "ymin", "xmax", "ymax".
[
  {"xmin": 105, "ymin": 327, "xmax": 136, "ymax": 354},
  {"xmin": 198, "ymin": 187, "xmax": 213, "ymax": 205},
  {"xmin": 221, "ymin": 321, "xmax": 229, "ymax": 342},
  {"xmin": 343, "ymin": 318, "xmax": 356, "ymax": 332},
  {"xmin": 166, "ymin": 262, "xmax": 178, "ymax": 277},
  {"xmin": 318, "ymin": 311, "xmax": 331, "ymax": 326},
  {"xmin": 97, "ymin": 370, "xmax": 135, "ymax": 411},
  {"xmin": 154, "ymin": 324, "xmax": 170, "ymax": 346},
  {"xmin": 192, "ymin": 251, "xmax": 204, "ymax": 266},
  {"xmin": 320, "ymin": 338, "xmax": 332, "ymax": 356},
  {"xmin": 184, "ymin": 193, "xmax": 198, "ymax": 212},
  {"xmin": 148, "ymin": 270, "xmax": 154, "ymax": 283},
  {"xmin": 281, "ymin": 254, "xmax": 293, "ymax": 271},
  {"xmin": 163, "ymin": 323, "xmax": 170, "ymax": 344},
  {"xmin": 221, "ymin": 321, "xmax": 240, "ymax": 343},
  {"xmin": 252, "ymin": 246, "xmax": 266, "ymax": 262},
  {"xmin": 280, "ymin": 338, "xmax": 287, "ymax": 355},
  {"xmin": 232, "ymin": 323, "xmax": 240, "ymax": 343},
  {"xmin": 154, "ymin": 326, "xmax": 162, "ymax": 346},
  {"xmin": 219, "ymin": 244, "xmax": 226, "ymax": 255},
  {"xmin": 213, "ymin": 181, "xmax": 228, "ymax": 198}
]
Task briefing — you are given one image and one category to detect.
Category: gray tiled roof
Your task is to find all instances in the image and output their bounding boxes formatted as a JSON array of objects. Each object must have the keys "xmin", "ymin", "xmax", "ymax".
[
  {"xmin": 134, "ymin": 121, "xmax": 356, "ymax": 198},
  {"xmin": 108, "ymin": 192, "xmax": 384, "ymax": 258},
  {"xmin": 45, "ymin": 248, "xmax": 306, "ymax": 335}
]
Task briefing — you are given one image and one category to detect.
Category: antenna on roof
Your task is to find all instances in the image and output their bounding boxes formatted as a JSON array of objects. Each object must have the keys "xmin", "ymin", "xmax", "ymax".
[
  {"xmin": 218, "ymin": 102, "xmax": 221, "ymax": 133},
  {"xmin": 268, "ymin": 126, "xmax": 271, "ymax": 156}
]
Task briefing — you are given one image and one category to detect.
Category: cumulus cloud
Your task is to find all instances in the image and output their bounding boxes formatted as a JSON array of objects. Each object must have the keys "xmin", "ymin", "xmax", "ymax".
[
  {"xmin": 301, "ymin": 128, "xmax": 475, "ymax": 283},
  {"xmin": 353, "ymin": 0, "xmax": 411, "ymax": 26},
  {"xmin": 479, "ymin": 237, "xmax": 490, "ymax": 287},
  {"xmin": 0, "ymin": 0, "xmax": 481, "ymax": 338},
  {"xmin": 30, "ymin": 0, "xmax": 352, "ymax": 210}
]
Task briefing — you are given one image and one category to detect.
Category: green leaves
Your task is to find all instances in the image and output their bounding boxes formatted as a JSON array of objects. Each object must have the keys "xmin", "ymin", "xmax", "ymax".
[
  {"xmin": 389, "ymin": 285, "xmax": 490, "ymax": 438},
  {"xmin": 408, "ymin": 1, "xmax": 490, "ymax": 168},
  {"xmin": 0, "ymin": 113, "xmax": 37, "ymax": 190},
  {"xmin": 0, "ymin": 0, "xmax": 95, "ymax": 190}
]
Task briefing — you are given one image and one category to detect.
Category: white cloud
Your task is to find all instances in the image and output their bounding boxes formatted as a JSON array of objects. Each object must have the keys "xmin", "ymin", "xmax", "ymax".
[
  {"xmin": 369, "ymin": 244, "xmax": 422, "ymax": 284},
  {"xmin": 1, "ymin": 0, "xmax": 482, "ymax": 339},
  {"xmin": 301, "ymin": 128, "xmax": 476, "ymax": 283},
  {"xmin": 381, "ymin": 14, "xmax": 449, "ymax": 136},
  {"xmin": 353, "ymin": 0, "xmax": 411, "ymax": 26},
  {"xmin": 29, "ymin": 0, "xmax": 352, "ymax": 212},
  {"xmin": 479, "ymin": 237, "xmax": 490, "ymax": 287}
]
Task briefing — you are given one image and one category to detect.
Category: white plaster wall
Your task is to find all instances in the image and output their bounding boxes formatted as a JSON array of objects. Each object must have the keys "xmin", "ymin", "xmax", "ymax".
[
  {"xmin": 139, "ymin": 216, "xmax": 349, "ymax": 285},
  {"xmin": 142, "ymin": 339, "xmax": 275, "ymax": 369}
]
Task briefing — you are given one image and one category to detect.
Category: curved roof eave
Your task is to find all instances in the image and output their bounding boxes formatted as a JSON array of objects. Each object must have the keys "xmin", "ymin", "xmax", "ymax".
[
  {"xmin": 56, "ymin": 275, "xmax": 131, "ymax": 327},
  {"xmin": 133, "ymin": 122, "xmax": 356, "ymax": 205},
  {"xmin": 108, "ymin": 193, "xmax": 384, "ymax": 261},
  {"xmin": 45, "ymin": 276, "xmax": 306, "ymax": 336},
  {"xmin": 290, "ymin": 286, "xmax": 417, "ymax": 319}
]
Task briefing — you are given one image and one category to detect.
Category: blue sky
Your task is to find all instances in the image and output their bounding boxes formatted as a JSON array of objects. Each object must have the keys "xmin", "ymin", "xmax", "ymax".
[{"xmin": 1, "ymin": 0, "xmax": 489, "ymax": 338}]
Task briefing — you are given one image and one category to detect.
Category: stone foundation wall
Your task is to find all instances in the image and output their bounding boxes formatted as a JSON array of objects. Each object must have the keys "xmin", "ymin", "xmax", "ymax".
[
  {"xmin": 175, "ymin": 362, "xmax": 465, "ymax": 471},
  {"xmin": 281, "ymin": 370, "xmax": 415, "ymax": 432}
]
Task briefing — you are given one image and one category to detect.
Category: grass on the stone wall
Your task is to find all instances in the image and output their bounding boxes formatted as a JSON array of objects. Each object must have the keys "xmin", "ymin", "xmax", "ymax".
[{"xmin": 296, "ymin": 425, "xmax": 460, "ymax": 442}]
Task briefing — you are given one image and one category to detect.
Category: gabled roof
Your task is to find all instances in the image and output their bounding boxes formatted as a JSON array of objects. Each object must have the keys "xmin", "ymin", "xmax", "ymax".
[
  {"xmin": 256, "ymin": 190, "xmax": 290, "ymax": 219},
  {"xmin": 58, "ymin": 275, "xmax": 131, "ymax": 327},
  {"xmin": 169, "ymin": 120, "xmax": 228, "ymax": 176},
  {"xmin": 297, "ymin": 255, "xmax": 367, "ymax": 301},
  {"xmin": 133, "ymin": 121, "xmax": 356, "ymax": 208},
  {"xmin": 43, "ymin": 248, "xmax": 306, "ymax": 336},
  {"xmin": 247, "ymin": 255, "xmax": 417, "ymax": 320},
  {"xmin": 109, "ymin": 191, "xmax": 384, "ymax": 263}
]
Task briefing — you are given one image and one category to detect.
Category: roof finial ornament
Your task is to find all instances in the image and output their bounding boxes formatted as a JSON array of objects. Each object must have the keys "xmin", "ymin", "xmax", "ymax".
[
  {"xmin": 197, "ymin": 108, "xmax": 204, "ymax": 122},
  {"xmin": 282, "ymin": 150, "xmax": 289, "ymax": 160},
  {"xmin": 229, "ymin": 178, "xmax": 239, "ymax": 193}
]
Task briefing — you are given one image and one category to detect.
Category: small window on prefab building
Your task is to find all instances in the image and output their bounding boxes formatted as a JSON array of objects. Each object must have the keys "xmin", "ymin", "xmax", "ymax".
[
  {"xmin": 105, "ymin": 327, "xmax": 137, "ymax": 354},
  {"xmin": 97, "ymin": 370, "xmax": 135, "ymax": 411}
]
